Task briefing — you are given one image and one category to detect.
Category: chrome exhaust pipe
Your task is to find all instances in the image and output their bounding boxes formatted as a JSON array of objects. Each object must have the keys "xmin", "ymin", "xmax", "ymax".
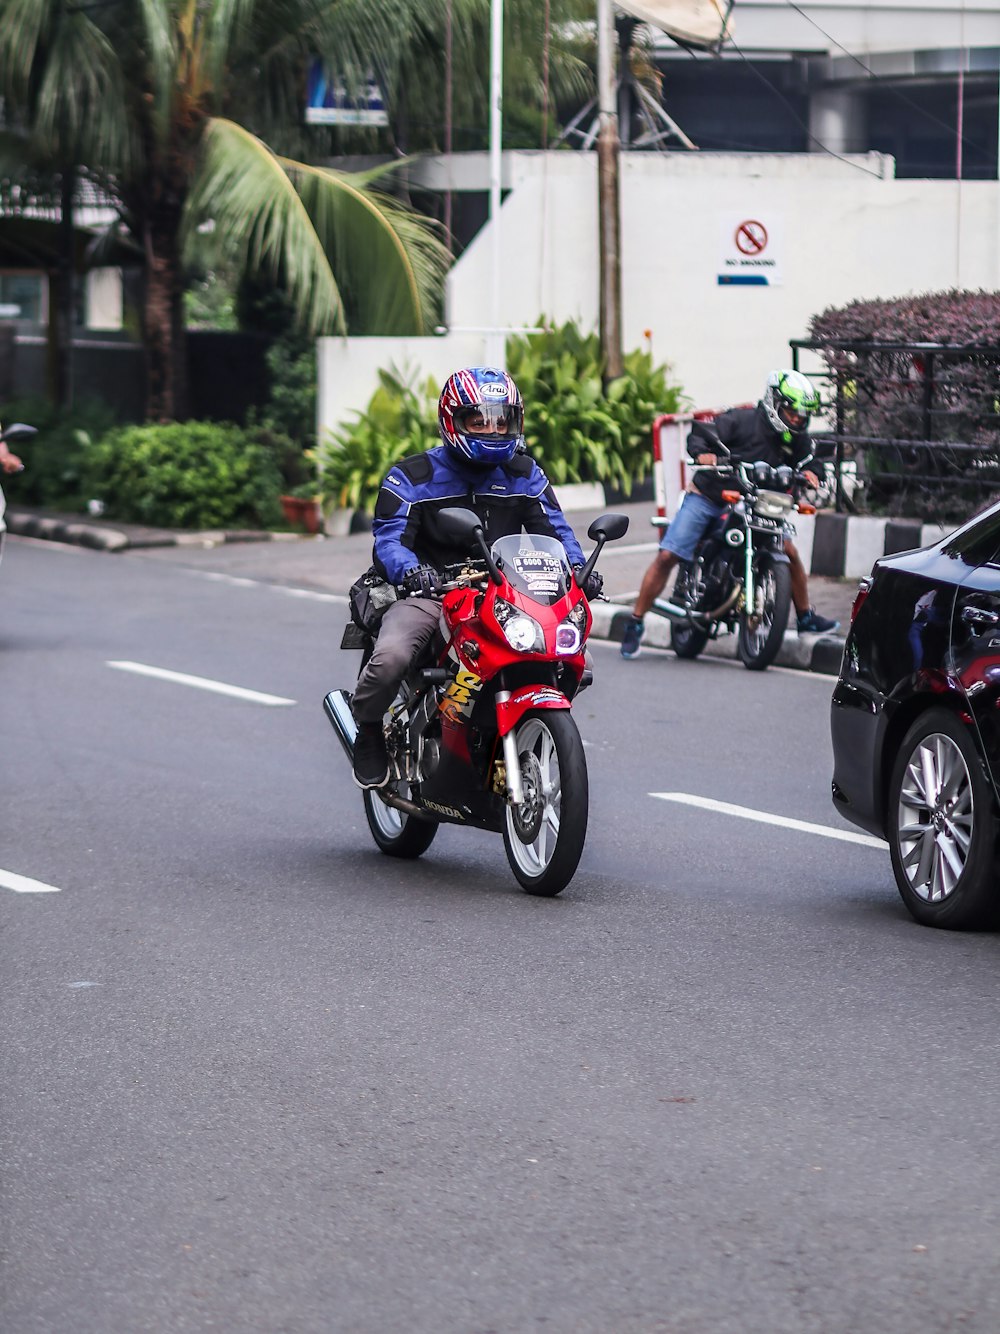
[
  {"xmin": 324, "ymin": 690, "xmax": 357, "ymax": 762},
  {"xmin": 651, "ymin": 598, "xmax": 707, "ymax": 623}
]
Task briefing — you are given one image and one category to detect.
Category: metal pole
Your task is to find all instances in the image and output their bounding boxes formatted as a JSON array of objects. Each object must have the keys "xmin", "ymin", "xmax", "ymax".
[
  {"xmin": 597, "ymin": 0, "xmax": 623, "ymax": 381},
  {"xmin": 488, "ymin": 0, "xmax": 504, "ymax": 368},
  {"xmin": 444, "ymin": 0, "xmax": 453, "ymax": 252}
]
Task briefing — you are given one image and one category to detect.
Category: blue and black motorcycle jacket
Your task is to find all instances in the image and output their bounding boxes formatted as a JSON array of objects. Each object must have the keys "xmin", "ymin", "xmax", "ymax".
[{"xmin": 371, "ymin": 444, "xmax": 586, "ymax": 586}]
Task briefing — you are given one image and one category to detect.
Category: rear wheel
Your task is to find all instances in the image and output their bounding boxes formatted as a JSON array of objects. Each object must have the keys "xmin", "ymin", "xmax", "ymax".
[
  {"xmin": 668, "ymin": 561, "xmax": 709, "ymax": 660},
  {"xmin": 503, "ymin": 711, "xmax": 588, "ymax": 896},
  {"xmin": 364, "ymin": 783, "xmax": 439, "ymax": 858},
  {"xmin": 888, "ymin": 709, "xmax": 1000, "ymax": 929},
  {"xmin": 737, "ymin": 557, "xmax": 791, "ymax": 671}
]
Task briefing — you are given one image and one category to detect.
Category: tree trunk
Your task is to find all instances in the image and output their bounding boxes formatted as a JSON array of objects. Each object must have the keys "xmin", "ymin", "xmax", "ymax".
[
  {"xmin": 48, "ymin": 164, "xmax": 76, "ymax": 409},
  {"xmin": 142, "ymin": 204, "xmax": 187, "ymax": 421}
]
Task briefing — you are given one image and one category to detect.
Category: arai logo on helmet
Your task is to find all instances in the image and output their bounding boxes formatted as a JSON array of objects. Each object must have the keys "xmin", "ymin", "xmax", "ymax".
[{"xmin": 481, "ymin": 383, "xmax": 507, "ymax": 397}]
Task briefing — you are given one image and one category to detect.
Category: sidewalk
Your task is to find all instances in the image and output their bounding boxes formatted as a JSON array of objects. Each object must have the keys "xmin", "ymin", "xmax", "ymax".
[{"xmin": 6, "ymin": 503, "xmax": 860, "ymax": 675}]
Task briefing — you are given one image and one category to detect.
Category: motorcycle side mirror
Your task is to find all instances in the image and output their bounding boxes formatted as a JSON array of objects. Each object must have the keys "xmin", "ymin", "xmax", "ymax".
[
  {"xmin": 436, "ymin": 506, "xmax": 481, "ymax": 542},
  {"xmin": 1, "ymin": 423, "xmax": 37, "ymax": 445},
  {"xmin": 578, "ymin": 512, "xmax": 629, "ymax": 589},
  {"xmin": 587, "ymin": 513, "xmax": 629, "ymax": 543},
  {"xmin": 436, "ymin": 506, "xmax": 502, "ymax": 584}
]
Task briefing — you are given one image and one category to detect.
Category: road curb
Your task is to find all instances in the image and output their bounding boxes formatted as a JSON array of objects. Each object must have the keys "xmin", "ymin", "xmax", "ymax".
[
  {"xmin": 6, "ymin": 509, "xmax": 291, "ymax": 552},
  {"xmin": 591, "ymin": 602, "xmax": 845, "ymax": 676}
]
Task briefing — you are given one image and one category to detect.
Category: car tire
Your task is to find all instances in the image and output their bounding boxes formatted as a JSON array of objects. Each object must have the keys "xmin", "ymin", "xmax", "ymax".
[{"xmin": 888, "ymin": 708, "xmax": 1000, "ymax": 929}]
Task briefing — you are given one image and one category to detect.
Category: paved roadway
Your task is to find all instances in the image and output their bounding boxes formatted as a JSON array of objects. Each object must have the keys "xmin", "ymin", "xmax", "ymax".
[{"xmin": 2, "ymin": 533, "xmax": 998, "ymax": 1334}]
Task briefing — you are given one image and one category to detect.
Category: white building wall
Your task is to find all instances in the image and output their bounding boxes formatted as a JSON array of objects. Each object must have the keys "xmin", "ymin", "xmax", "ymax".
[{"xmin": 319, "ymin": 149, "xmax": 1000, "ymax": 435}]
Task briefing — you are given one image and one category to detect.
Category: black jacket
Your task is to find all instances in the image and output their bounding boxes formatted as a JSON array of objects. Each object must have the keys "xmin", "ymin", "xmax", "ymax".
[{"xmin": 687, "ymin": 404, "xmax": 814, "ymax": 506}]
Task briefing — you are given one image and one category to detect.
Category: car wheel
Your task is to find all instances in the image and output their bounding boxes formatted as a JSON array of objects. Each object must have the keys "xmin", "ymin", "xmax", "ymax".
[{"xmin": 888, "ymin": 708, "xmax": 1000, "ymax": 929}]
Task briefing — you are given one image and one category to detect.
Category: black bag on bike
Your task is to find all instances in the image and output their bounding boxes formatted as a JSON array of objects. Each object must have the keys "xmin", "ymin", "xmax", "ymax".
[{"xmin": 348, "ymin": 566, "xmax": 397, "ymax": 635}]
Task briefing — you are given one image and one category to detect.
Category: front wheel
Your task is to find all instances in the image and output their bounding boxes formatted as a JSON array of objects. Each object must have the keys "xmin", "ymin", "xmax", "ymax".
[
  {"xmin": 364, "ymin": 782, "xmax": 438, "ymax": 859},
  {"xmin": 503, "ymin": 711, "xmax": 588, "ymax": 896},
  {"xmin": 888, "ymin": 709, "xmax": 1000, "ymax": 929},
  {"xmin": 737, "ymin": 557, "xmax": 791, "ymax": 671}
]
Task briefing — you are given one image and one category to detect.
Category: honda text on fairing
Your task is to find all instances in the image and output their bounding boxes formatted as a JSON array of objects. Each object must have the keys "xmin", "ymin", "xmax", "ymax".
[
  {"xmin": 326, "ymin": 507, "xmax": 628, "ymax": 896},
  {"xmin": 651, "ymin": 428, "xmax": 819, "ymax": 671},
  {"xmin": 0, "ymin": 423, "xmax": 36, "ymax": 568}
]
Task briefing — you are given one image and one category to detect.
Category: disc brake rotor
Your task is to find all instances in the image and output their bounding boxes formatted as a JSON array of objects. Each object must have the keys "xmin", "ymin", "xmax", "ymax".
[{"xmin": 511, "ymin": 752, "xmax": 544, "ymax": 844}]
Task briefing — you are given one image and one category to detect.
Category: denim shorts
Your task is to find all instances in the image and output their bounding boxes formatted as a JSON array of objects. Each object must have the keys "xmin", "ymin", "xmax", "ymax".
[{"xmin": 660, "ymin": 491, "xmax": 725, "ymax": 562}]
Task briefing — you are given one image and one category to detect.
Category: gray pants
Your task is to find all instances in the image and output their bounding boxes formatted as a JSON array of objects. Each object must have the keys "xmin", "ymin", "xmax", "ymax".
[{"xmin": 351, "ymin": 596, "xmax": 441, "ymax": 724}]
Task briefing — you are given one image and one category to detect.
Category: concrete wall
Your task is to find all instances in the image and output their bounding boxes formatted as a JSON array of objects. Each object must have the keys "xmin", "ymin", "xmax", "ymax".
[{"xmin": 318, "ymin": 149, "xmax": 1000, "ymax": 436}]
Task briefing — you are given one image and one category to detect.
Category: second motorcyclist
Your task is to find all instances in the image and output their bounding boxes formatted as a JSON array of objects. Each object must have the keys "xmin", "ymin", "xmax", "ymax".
[
  {"xmin": 350, "ymin": 365, "xmax": 603, "ymax": 789},
  {"xmin": 619, "ymin": 368, "xmax": 840, "ymax": 658}
]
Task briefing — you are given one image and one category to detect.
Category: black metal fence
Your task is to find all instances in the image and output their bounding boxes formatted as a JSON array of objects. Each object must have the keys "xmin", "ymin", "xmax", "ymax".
[{"xmin": 790, "ymin": 338, "xmax": 1000, "ymax": 522}]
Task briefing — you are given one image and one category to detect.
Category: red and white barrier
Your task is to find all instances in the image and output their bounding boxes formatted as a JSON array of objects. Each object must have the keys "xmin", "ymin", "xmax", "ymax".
[{"xmin": 650, "ymin": 405, "xmax": 754, "ymax": 526}]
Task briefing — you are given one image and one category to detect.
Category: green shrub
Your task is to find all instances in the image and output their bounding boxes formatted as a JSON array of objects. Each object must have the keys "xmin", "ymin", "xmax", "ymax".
[
  {"xmin": 507, "ymin": 321, "xmax": 683, "ymax": 494},
  {"xmin": 318, "ymin": 368, "xmax": 437, "ymax": 513},
  {"xmin": 82, "ymin": 420, "xmax": 284, "ymax": 529},
  {"xmin": 0, "ymin": 395, "xmax": 119, "ymax": 511}
]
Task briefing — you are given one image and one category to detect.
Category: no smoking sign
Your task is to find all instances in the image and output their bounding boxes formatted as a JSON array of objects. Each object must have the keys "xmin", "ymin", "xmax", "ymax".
[{"xmin": 718, "ymin": 213, "xmax": 782, "ymax": 286}]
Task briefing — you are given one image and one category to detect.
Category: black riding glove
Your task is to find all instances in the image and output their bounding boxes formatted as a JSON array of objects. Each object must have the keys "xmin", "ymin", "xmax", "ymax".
[
  {"xmin": 402, "ymin": 564, "xmax": 442, "ymax": 598},
  {"xmin": 573, "ymin": 566, "xmax": 603, "ymax": 600}
]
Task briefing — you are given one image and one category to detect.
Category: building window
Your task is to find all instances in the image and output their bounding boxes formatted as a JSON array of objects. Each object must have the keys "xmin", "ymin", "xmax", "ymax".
[{"xmin": 0, "ymin": 272, "xmax": 46, "ymax": 323}]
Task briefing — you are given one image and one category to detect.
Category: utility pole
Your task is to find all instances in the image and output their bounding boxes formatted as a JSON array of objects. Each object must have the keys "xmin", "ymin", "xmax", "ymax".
[
  {"xmin": 487, "ymin": 0, "xmax": 504, "ymax": 368},
  {"xmin": 596, "ymin": 0, "xmax": 623, "ymax": 381}
]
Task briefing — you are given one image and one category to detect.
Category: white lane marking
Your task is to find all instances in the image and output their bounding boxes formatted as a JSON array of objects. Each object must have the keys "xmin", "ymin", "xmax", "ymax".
[
  {"xmin": 1, "ymin": 868, "xmax": 62, "ymax": 893},
  {"xmin": 650, "ymin": 792, "xmax": 884, "ymax": 849},
  {"xmin": 107, "ymin": 661, "xmax": 295, "ymax": 706},
  {"xmin": 195, "ymin": 571, "xmax": 347, "ymax": 603}
]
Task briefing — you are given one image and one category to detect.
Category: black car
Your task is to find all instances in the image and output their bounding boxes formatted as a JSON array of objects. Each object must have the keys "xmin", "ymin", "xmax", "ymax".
[{"xmin": 831, "ymin": 501, "xmax": 1000, "ymax": 929}]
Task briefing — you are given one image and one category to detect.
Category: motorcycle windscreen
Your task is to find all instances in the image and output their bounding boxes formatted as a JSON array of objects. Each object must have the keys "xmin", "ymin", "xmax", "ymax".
[{"xmin": 491, "ymin": 533, "xmax": 572, "ymax": 606}]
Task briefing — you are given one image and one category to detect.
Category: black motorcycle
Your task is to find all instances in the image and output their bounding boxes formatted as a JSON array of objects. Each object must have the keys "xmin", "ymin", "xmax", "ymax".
[{"xmin": 651, "ymin": 442, "xmax": 816, "ymax": 672}]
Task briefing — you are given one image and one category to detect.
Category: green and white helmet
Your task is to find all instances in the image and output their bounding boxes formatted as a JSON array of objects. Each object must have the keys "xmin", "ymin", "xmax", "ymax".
[{"xmin": 763, "ymin": 369, "xmax": 821, "ymax": 441}]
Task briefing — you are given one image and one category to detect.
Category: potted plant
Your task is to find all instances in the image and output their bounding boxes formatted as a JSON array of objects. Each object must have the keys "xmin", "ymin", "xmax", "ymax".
[{"xmin": 279, "ymin": 449, "xmax": 323, "ymax": 533}]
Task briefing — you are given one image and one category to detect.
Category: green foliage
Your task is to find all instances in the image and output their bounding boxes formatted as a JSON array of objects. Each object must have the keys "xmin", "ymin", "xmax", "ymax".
[
  {"xmin": 318, "ymin": 368, "xmax": 437, "ymax": 513},
  {"xmin": 81, "ymin": 421, "xmax": 284, "ymax": 529},
  {"xmin": 507, "ymin": 321, "xmax": 683, "ymax": 494},
  {"xmin": 260, "ymin": 328, "xmax": 317, "ymax": 450},
  {"xmin": 0, "ymin": 395, "xmax": 119, "ymax": 510}
]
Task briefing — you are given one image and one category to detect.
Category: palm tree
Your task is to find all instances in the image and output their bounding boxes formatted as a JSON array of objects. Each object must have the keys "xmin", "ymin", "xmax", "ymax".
[{"xmin": 0, "ymin": 0, "xmax": 450, "ymax": 420}]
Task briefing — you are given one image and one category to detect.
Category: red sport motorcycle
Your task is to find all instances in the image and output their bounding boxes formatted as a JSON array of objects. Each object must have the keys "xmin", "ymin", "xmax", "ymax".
[{"xmin": 325, "ymin": 507, "xmax": 628, "ymax": 896}]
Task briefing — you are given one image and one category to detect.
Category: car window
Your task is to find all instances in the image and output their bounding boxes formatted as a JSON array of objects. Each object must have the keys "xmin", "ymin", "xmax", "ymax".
[{"xmin": 941, "ymin": 505, "xmax": 1000, "ymax": 568}]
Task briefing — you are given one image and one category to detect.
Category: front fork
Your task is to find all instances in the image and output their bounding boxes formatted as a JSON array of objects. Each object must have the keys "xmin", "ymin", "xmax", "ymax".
[
  {"xmin": 495, "ymin": 689, "xmax": 524, "ymax": 806},
  {"xmin": 742, "ymin": 527, "xmax": 756, "ymax": 616}
]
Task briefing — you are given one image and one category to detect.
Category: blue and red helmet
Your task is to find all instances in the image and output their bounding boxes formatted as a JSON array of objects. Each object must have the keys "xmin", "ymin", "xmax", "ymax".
[{"xmin": 437, "ymin": 366, "xmax": 524, "ymax": 466}]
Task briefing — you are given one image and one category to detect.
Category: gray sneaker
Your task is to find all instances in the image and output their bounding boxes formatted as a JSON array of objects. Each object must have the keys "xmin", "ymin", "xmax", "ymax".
[{"xmin": 620, "ymin": 615, "xmax": 645, "ymax": 659}]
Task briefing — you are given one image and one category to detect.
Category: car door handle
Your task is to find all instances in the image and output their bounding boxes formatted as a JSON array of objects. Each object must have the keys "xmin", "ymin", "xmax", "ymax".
[{"xmin": 961, "ymin": 606, "xmax": 1000, "ymax": 627}]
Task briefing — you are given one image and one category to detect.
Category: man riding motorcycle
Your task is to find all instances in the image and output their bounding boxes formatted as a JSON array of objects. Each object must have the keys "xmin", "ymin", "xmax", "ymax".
[
  {"xmin": 620, "ymin": 368, "xmax": 840, "ymax": 659},
  {"xmin": 350, "ymin": 365, "xmax": 603, "ymax": 789}
]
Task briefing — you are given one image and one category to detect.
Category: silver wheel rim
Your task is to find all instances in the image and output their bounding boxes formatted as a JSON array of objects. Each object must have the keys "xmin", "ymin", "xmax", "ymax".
[
  {"xmin": 506, "ymin": 718, "xmax": 563, "ymax": 879},
  {"xmin": 368, "ymin": 784, "xmax": 407, "ymax": 839},
  {"xmin": 896, "ymin": 733, "xmax": 975, "ymax": 903}
]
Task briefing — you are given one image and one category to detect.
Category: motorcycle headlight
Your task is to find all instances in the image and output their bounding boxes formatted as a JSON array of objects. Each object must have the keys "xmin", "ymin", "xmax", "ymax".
[
  {"xmin": 555, "ymin": 600, "xmax": 587, "ymax": 655},
  {"xmin": 493, "ymin": 597, "xmax": 545, "ymax": 653}
]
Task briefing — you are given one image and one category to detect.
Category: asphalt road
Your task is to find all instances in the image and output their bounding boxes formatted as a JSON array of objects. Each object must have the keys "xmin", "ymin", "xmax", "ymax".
[{"xmin": 3, "ymin": 535, "xmax": 999, "ymax": 1334}]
